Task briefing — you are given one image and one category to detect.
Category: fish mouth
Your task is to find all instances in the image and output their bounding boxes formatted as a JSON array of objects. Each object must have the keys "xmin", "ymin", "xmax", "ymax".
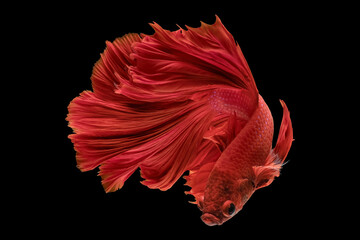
[{"xmin": 201, "ymin": 213, "xmax": 222, "ymax": 226}]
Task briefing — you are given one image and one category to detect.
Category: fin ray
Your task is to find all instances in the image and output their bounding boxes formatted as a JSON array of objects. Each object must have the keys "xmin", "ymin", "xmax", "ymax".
[{"xmin": 67, "ymin": 17, "xmax": 260, "ymax": 193}]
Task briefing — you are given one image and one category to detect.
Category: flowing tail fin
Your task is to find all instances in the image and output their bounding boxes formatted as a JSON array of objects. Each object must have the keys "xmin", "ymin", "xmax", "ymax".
[{"xmin": 67, "ymin": 16, "xmax": 259, "ymax": 194}]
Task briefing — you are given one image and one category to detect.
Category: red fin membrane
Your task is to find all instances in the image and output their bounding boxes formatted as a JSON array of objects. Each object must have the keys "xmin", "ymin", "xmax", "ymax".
[
  {"xmin": 273, "ymin": 100, "xmax": 293, "ymax": 161},
  {"xmin": 91, "ymin": 33, "xmax": 142, "ymax": 101},
  {"xmin": 67, "ymin": 16, "xmax": 259, "ymax": 194}
]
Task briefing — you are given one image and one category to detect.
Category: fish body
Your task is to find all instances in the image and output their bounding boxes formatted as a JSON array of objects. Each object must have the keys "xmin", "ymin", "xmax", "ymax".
[
  {"xmin": 201, "ymin": 95, "xmax": 274, "ymax": 225},
  {"xmin": 67, "ymin": 16, "xmax": 293, "ymax": 226}
]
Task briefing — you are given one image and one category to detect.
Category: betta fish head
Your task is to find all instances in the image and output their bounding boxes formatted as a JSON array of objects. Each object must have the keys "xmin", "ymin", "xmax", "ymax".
[{"xmin": 199, "ymin": 169, "xmax": 256, "ymax": 226}]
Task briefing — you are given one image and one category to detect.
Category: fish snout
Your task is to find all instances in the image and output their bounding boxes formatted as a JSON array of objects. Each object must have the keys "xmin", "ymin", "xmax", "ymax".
[{"xmin": 201, "ymin": 213, "xmax": 222, "ymax": 226}]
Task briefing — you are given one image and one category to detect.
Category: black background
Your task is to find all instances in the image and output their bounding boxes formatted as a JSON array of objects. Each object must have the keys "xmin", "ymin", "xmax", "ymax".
[{"xmin": 21, "ymin": 1, "xmax": 341, "ymax": 238}]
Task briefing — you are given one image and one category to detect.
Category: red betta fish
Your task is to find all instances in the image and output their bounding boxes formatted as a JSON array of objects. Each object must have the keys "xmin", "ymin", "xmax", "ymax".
[{"xmin": 67, "ymin": 16, "xmax": 293, "ymax": 226}]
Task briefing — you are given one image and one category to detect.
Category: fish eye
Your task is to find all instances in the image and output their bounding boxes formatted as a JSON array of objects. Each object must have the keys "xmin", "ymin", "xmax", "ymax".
[
  {"xmin": 222, "ymin": 200, "xmax": 236, "ymax": 217},
  {"xmin": 228, "ymin": 203, "xmax": 235, "ymax": 215}
]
